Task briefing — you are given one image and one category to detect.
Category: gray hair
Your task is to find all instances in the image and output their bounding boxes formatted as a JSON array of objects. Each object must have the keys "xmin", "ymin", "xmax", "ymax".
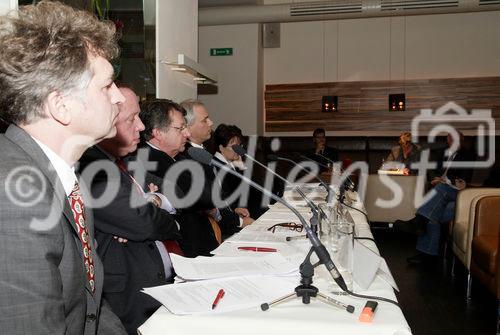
[
  {"xmin": 0, "ymin": 1, "xmax": 119, "ymax": 125},
  {"xmin": 180, "ymin": 99, "xmax": 205, "ymax": 126}
]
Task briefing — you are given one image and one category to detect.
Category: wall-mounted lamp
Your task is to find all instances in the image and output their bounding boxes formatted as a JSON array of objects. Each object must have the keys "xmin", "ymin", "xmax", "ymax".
[
  {"xmin": 161, "ymin": 54, "xmax": 218, "ymax": 84},
  {"xmin": 322, "ymin": 96, "xmax": 338, "ymax": 112},
  {"xmin": 389, "ymin": 94, "xmax": 405, "ymax": 111}
]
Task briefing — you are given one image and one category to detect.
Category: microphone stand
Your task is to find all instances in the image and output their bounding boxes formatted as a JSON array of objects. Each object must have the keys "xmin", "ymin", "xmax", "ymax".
[
  {"xmin": 265, "ymin": 153, "xmax": 335, "ymax": 204},
  {"xmin": 261, "ymin": 248, "xmax": 354, "ymax": 314},
  {"xmin": 188, "ymin": 147, "xmax": 354, "ymax": 313},
  {"xmin": 235, "ymin": 147, "xmax": 327, "ymax": 238}
]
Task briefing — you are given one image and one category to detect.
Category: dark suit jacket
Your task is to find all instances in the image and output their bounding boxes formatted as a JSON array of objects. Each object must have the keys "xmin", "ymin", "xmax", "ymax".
[
  {"xmin": 134, "ymin": 143, "xmax": 219, "ymax": 257},
  {"xmin": 0, "ymin": 125, "xmax": 125, "ymax": 334},
  {"xmin": 79, "ymin": 146, "xmax": 180, "ymax": 334},
  {"xmin": 176, "ymin": 144, "xmax": 243, "ymax": 238}
]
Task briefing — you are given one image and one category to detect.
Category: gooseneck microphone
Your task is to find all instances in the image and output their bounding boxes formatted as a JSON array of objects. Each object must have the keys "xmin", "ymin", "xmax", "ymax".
[
  {"xmin": 188, "ymin": 147, "xmax": 348, "ymax": 291},
  {"xmin": 266, "ymin": 153, "xmax": 334, "ymax": 204},
  {"xmin": 315, "ymin": 152, "xmax": 355, "ymax": 190},
  {"xmin": 232, "ymin": 144, "xmax": 328, "ymax": 233}
]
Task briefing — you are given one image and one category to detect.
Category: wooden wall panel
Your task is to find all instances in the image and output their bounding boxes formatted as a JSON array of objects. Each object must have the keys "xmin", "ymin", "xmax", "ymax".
[{"xmin": 265, "ymin": 77, "xmax": 500, "ymax": 133}]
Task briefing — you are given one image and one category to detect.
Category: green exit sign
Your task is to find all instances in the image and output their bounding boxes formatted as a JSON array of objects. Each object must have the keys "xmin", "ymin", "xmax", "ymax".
[{"xmin": 210, "ymin": 48, "xmax": 233, "ymax": 56}]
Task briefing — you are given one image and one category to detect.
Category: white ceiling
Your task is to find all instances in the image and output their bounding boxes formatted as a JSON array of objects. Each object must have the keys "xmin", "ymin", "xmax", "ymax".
[{"xmin": 199, "ymin": 0, "xmax": 260, "ymax": 8}]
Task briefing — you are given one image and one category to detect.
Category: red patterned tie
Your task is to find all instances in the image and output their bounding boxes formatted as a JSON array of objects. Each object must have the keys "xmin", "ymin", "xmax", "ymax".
[{"xmin": 68, "ymin": 182, "xmax": 95, "ymax": 293}]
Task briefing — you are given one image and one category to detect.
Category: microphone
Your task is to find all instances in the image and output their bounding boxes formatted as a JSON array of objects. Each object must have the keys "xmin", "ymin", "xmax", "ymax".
[
  {"xmin": 315, "ymin": 152, "xmax": 354, "ymax": 190},
  {"xmin": 233, "ymin": 145, "xmax": 329, "ymax": 233},
  {"xmin": 298, "ymin": 154, "xmax": 330, "ymax": 170},
  {"xmin": 266, "ymin": 153, "xmax": 334, "ymax": 203},
  {"xmin": 188, "ymin": 147, "xmax": 348, "ymax": 291}
]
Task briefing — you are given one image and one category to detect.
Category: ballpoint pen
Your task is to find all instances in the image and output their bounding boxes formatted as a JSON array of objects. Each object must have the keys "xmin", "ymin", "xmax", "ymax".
[
  {"xmin": 237, "ymin": 247, "xmax": 277, "ymax": 252},
  {"xmin": 212, "ymin": 289, "xmax": 225, "ymax": 310}
]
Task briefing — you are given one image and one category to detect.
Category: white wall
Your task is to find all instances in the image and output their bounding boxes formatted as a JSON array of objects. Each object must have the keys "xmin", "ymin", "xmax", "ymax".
[
  {"xmin": 0, "ymin": 0, "xmax": 16, "ymax": 14},
  {"xmin": 264, "ymin": 10, "xmax": 500, "ymax": 84},
  {"xmin": 156, "ymin": 0, "xmax": 198, "ymax": 101},
  {"xmin": 197, "ymin": 10, "xmax": 500, "ymax": 135},
  {"xmin": 198, "ymin": 23, "xmax": 263, "ymax": 136}
]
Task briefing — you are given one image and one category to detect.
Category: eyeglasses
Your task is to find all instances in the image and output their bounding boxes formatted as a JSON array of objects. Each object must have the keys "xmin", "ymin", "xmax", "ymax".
[
  {"xmin": 267, "ymin": 222, "xmax": 303, "ymax": 233},
  {"xmin": 170, "ymin": 124, "xmax": 188, "ymax": 132}
]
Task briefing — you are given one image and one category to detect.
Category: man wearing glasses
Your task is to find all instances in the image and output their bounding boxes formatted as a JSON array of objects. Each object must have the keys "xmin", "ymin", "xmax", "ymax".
[{"xmin": 136, "ymin": 99, "xmax": 220, "ymax": 257}]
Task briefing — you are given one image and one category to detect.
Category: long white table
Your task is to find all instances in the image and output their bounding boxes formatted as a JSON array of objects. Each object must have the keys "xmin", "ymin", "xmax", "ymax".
[{"xmin": 138, "ymin": 186, "xmax": 412, "ymax": 335}]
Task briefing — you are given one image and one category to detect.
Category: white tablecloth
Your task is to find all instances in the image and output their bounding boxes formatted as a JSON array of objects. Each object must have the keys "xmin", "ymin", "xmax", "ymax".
[{"xmin": 138, "ymin": 187, "xmax": 412, "ymax": 335}]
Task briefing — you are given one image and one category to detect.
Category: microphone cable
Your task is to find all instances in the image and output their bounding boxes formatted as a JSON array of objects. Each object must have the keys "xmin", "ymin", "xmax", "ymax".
[{"xmin": 336, "ymin": 195, "xmax": 399, "ymax": 306}]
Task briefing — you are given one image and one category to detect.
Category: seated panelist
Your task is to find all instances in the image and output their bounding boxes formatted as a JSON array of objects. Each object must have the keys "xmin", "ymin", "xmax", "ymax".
[
  {"xmin": 213, "ymin": 124, "xmax": 255, "ymax": 238},
  {"xmin": 135, "ymin": 98, "xmax": 220, "ymax": 257},
  {"xmin": 79, "ymin": 86, "xmax": 181, "ymax": 334}
]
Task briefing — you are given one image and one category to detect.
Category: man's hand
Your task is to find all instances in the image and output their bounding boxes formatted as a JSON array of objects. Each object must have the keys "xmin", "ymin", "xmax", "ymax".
[
  {"xmin": 241, "ymin": 217, "xmax": 255, "ymax": 227},
  {"xmin": 113, "ymin": 236, "xmax": 128, "ymax": 243},
  {"xmin": 235, "ymin": 207, "xmax": 250, "ymax": 218}
]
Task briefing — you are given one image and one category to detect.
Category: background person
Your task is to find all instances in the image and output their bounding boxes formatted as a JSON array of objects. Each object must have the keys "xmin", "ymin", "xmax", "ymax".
[
  {"xmin": 393, "ymin": 131, "xmax": 474, "ymax": 264},
  {"xmin": 308, "ymin": 128, "xmax": 339, "ymax": 170},
  {"xmin": 385, "ymin": 131, "xmax": 422, "ymax": 166}
]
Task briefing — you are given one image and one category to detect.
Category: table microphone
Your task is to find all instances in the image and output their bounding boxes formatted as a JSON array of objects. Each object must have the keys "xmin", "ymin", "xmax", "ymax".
[
  {"xmin": 266, "ymin": 153, "xmax": 334, "ymax": 204},
  {"xmin": 315, "ymin": 152, "xmax": 355, "ymax": 190},
  {"xmin": 232, "ymin": 145, "xmax": 329, "ymax": 230},
  {"xmin": 188, "ymin": 147, "xmax": 348, "ymax": 292}
]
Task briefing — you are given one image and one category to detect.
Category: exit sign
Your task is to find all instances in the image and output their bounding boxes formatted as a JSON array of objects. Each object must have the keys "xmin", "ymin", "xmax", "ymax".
[{"xmin": 210, "ymin": 48, "xmax": 233, "ymax": 56}]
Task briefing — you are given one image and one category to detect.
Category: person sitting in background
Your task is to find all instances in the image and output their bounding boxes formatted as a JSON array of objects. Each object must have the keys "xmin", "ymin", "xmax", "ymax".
[
  {"xmin": 393, "ymin": 131, "xmax": 474, "ymax": 264},
  {"xmin": 385, "ymin": 131, "xmax": 421, "ymax": 166},
  {"xmin": 213, "ymin": 124, "xmax": 255, "ymax": 238},
  {"xmin": 307, "ymin": 128, "xmax": 339, "ymax": 172}
]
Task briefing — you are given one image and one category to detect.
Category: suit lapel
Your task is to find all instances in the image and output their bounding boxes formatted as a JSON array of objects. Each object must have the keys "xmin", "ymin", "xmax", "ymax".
[{"xmin": 5, "ymin": 125, "xmax": 78, "ymax": 236}]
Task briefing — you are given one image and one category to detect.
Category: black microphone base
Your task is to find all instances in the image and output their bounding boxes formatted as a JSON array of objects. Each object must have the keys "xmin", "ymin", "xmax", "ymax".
[{"xmin": 260, "ymin": 247, "xmax": 354, "ymax": 313}]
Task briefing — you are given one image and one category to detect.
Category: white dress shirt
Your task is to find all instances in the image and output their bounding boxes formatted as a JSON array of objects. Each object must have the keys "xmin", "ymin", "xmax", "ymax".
[{"xmin": 31, "ymin": 137, "xmax": 77, "ymax": 196}]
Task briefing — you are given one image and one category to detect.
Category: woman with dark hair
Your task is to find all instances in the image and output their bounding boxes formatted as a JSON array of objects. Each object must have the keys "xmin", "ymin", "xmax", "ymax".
[{"xmin": 212, "ymin": 124, "xmax": 254, "ymax": 238}]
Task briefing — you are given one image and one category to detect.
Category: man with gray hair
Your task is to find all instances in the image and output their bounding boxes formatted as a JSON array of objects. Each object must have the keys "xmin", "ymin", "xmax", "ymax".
[
  {"xmin": 177, "ymin": 100, "xmax": 248, "ymax": 244},
  {"xmin": 0, "ymin": 2, "xmax": 126, "ymax": 333},
  {"xmin": 135, "ymin": 98, "xmax": 220, "ymax": 256}
]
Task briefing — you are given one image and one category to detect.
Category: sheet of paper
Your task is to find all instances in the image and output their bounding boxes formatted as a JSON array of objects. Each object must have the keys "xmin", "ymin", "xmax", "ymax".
[
  {"xmin": 142, "ymin": 275, "xmax": 298, "ymax": 315},
  {"xmin": 170, "ymin": 253, "xmax": 298, "ymax": 280}
]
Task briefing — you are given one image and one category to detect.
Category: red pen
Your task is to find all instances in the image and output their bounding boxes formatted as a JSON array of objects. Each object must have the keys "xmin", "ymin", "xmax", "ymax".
[
  {"xmin": 212, "ymin": 289, "xmax": 225, "ymax": 310},
  {"xmin": 237, "ymin": 247, "xmax": 277, "ymax": 252}
]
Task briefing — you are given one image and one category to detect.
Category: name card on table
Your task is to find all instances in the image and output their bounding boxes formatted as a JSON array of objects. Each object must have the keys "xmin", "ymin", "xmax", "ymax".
[{"xmin": 353, "ymin": 240, "xmax": 399, "ymax": 291}]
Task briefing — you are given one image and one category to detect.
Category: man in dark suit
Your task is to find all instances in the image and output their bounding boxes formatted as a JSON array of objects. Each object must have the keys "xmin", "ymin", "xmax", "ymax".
[
  {"xmin": 177, "ymin": 100, "xmax": 250, "ymax": 240},
  {"xmin": 0, "ymin": 2, "xmax": 126, "ymax": 334},
  {"xmin": 306, "ymin": 128, "xmax": 340, "ymax": 171},
  {"xmin": 79, "ymin": 87, "xmax": 181, "ymax": 334},
  {"xmin": 135, "ymin": 98, "xmax": 219, "ymax": 257}
]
